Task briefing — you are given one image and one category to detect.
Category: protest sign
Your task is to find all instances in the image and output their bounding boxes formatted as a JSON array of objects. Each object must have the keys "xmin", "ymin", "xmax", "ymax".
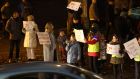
[
  {"xmin": 124, "ymin": 38, "xmax": 140, "ymax": 59},
  {"xmin": 23, "ymin": 21, "xmax": 34, "ymax": 30},
  {"xmin": 106, "ymin": 44, "xmax": 120, "ymax": 55},
  {"xmin": 37, "ymin": 32, "xmax": 51, "ymax": 45},
  {"xmin": 74, "ymin": 29, "xmax": 85, "ymax": 43},
  {"xmin": 67, "ymin": 1, "xmax": 81, "ymax": 11}
]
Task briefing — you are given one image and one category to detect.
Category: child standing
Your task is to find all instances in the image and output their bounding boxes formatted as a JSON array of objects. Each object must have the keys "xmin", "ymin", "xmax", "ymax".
[
  {"xmin": 99, "ymin": 34, "xmax": 107, "ymax": 61},
  {"xmin": 22, "ymin": 15, "xmax": 39, "ymax": 61},
  {"xmin": 65, "ymin": 34, "xmax": 81, "ymax": 65},
  {"xmin": 86, "ymin": 31, "xmax": 100, "ymax": 74},
  {"xmin": 134, "ymin": 35, "xmax": 140, "ymax": 79},
  {"xmin": 43, "ymin": 22, "xmax": 56, "ymax": 62},
  {"xmin": 57, "ymin": 30, "xmax": 67, "ymax": 63},
  {"xmin": 109, "ymin": 34, "xmax": 123, "ymax": 79},
  {"xmin": 98, "ymin": 34, "xmax": 107, "ymax": 73}
]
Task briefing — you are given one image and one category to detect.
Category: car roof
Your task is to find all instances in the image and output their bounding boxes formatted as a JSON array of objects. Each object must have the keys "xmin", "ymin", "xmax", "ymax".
[{"xmin": 0, "ymin": 61, "xmax": 103, "ymax": 79}]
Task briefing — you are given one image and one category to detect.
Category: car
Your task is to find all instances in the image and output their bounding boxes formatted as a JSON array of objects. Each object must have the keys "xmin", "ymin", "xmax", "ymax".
[{"xmin": 0, "ymin": 61, "xmax": 103, "ymax": 79}]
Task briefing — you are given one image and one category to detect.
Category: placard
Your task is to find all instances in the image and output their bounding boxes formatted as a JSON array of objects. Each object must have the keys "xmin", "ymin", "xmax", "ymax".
[
  {"xmin": 67, "ymin": 1, "xmax": 81, "ymax": 11},
  {"xmin": 106, "ymin": 44, "xmax": 120, "ymax": 55},
  {"xmin": 37, "ymin": 32, "xmax": 51, "ymax": 45},
  {"xmin": 74, "ymin": 29, "xmax": 85, "ymax": 43},
  {"xmin": 23, "ymin": 21, "xmax": 34, "ymax": 30},
  {"xmin": 124, "ymin": 38, "xmax": 140, "ymax": 59}
]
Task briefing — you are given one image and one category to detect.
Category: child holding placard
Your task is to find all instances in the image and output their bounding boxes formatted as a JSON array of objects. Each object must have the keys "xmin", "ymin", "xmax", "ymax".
[
  {"xmin": 109, "ymin": 34, "xmax": 123, "ymax": 79},
  {"xmin": 134, "ymin": 35, "xmax": 140, "ymax": 79},
  {"xmin": 22, "ymin": 15, "xmax": 39, "ymax": 61},
  {"xmin": 65, "ymin": 33, "xmax": 81, "ymax": 65}
]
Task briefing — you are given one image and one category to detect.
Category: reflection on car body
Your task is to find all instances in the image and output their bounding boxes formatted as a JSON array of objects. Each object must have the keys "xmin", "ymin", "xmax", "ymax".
[{"xmin": 0, "ymin": 61, "xmax": 103, "ymax": 79}]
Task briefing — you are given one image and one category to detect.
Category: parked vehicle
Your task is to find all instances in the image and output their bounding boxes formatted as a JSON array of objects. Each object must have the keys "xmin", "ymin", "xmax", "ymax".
[{"xmin": 0, "ymin": 61, "xmax": 103, "ymax": 79}]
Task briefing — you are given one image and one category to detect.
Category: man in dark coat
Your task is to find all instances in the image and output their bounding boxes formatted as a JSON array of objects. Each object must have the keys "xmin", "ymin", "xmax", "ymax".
[{"xmin": 5, "ymin": 11, "xmax": 23, "ymax": 63}]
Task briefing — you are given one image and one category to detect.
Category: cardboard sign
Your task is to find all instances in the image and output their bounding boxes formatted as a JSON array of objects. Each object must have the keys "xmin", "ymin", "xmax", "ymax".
[
  {"xmin": 23, "ymin": 21, "xmax": 34, "ymax": 30},
  {"xmin": 124, "ymin": 38, "xmax": 140, "ymax": 59},
  {"xmin": 37, "ymin": 32, "xmax": 51, "ymax": 45},
  {"xmin": 106, "ymin": 44, "xmax": 120, "ymax": 55},
  {"xmin": 67, "ymin": 1, "xmax": 81, "ymax": 11},
  {"xmin": 74, "ymin": 29, "xmax": 85, "ymax": 43}
]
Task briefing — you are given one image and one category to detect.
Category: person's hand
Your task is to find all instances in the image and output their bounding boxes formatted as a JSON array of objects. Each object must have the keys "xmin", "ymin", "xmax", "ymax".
[
  {"xmin": 33, "ymin": 28, "xmax": 35, "ymax": 31},
  {"xmin": 23, "ymin": 28, "xmax": 26, "ymax": 31}
]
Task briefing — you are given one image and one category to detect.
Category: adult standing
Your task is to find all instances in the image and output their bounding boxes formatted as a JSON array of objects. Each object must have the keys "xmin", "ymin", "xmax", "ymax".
[
  {"xmin": 22, "ymin": 15, "xmax": 39, "ymax": 61},
  {"xmin": 1, "ymin": 1, "xmax": 13, "ymax": 38},
  {"xmin": 5, "ymin": 11, "xmax": 23, "ymax": 63},
  {"xmin": 18, "ymin": 0, "xmax": 32, "ymax": 20},
  {"xmin": 43, "ymin": 22, "xmax": 56, "ymax": 62}
]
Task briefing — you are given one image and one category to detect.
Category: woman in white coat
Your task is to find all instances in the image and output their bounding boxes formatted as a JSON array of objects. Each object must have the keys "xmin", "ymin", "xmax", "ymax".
[
  {"xmin": 22, "ymin": 15, "xmax": 39, "ymax": 61},
  {"xmin": 43, "ymin": 22, "xmax": 56, "ymax": 62}
]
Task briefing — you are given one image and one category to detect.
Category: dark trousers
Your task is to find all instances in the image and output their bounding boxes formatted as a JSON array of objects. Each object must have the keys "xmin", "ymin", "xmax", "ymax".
[
  {"xmin": 9, "ymin": 39, "xmax": 21, "ymax": 59},
  {"xmin": 135, "ymin": 61, "xmax": 140, "ymax": 79},
  {"xmin": 113, "ymin": 64, "xmax": 123, "ymax": 79},
  {"xmin": 90, "ymin": 56, "xmax": 100, "ymax": 73}
]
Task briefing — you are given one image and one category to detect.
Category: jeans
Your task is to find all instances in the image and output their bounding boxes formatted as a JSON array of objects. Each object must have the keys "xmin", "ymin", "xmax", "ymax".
[
  {"xmin": 9, "ymin": 39, "xmax": 21, "ymax": 60},
  {"xmin": 90, "ymin": 56, "xmax": 100, "ymax": 73},
  {"xmin": 113, "ymin": 64, "xmax": 123, "ymax": 79}
]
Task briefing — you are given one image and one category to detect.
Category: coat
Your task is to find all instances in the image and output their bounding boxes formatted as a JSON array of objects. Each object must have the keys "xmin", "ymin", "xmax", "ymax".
[
  {"xmin": 66, "ymin": 41, "xmax": 81, "ymax": 64},
  {"xmin": 22, "ymin": 21, "xmax": 39, "ymax": 48},
  {"xmin": 43, "ymin": 30, "xmax": 56, "ymax": 62},
  {"xmin": 5, "ymin": 17, "xmax": 23, "ymax": 40}
]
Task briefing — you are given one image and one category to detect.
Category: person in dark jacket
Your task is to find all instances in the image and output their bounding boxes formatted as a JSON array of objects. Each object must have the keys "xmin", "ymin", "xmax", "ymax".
[
  {"xmin": 65, "ymin": 34, "xmax": 81, "ymax": 65},
  {"xmin": 5, "ymin": 11, "xmax": 23, "ymax": 63}
]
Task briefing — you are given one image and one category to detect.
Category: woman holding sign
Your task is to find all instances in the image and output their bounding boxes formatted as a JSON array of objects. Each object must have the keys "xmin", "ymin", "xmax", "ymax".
[
  {"xmin": 43, "ymin": 22, "xmax": 56, "ymax": 62},
  {"xmin": 109, "ymin": 34, "xmax": 123, "ymax": 79},
  {"xmin": 22, "ymin": 15, "xmax": 39, "ymax": 61}
]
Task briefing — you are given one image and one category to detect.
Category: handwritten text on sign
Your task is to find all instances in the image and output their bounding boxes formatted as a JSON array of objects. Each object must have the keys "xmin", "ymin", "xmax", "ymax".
[
  {"xmin": 106, "ymin": 44, "xmax": 120, "ymax": 55},
  {"xmin": 37, "ymin": 32, "xmax": 51, "ymax": 45},
  {"xmin": 124, "ymin": 38, "xmax": 140, "ymax": 59},
  {"xmin": 23, "ymin": 21, "xmax": 34, "ymax": 30},
  {"xmin": 67, "ymin": 1, "xmax": 81, "ymax": 11},
  {"xmin": 74, "ymin": 29, "xmax": 85, "ymax": 43}
]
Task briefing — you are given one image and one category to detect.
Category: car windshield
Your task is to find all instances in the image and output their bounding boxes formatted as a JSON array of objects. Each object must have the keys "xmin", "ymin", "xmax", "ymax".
[{"xmin": 7, "ymin": 72, "xmax": 76, "ymax": 79}]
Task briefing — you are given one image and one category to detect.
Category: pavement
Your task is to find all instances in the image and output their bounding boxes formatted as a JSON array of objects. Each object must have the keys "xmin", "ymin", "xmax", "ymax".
[{"xmin": 0, "ymin": 36, "xmax": 135, "ymax": 79}]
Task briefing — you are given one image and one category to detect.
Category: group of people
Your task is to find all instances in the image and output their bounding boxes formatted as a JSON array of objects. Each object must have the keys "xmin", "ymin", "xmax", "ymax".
[{"xmin": 1, "ymin": 0, "xmax": 140, "ymax": 79}]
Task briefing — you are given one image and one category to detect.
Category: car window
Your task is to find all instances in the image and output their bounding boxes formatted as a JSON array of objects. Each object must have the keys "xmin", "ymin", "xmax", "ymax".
[
  {"xmin": 64, "ymin": 66, "xmax": 101, "ymax": 79},
  {"xmin": 7, "ymin": 72, "xmax": 77, "ymax": 79}
]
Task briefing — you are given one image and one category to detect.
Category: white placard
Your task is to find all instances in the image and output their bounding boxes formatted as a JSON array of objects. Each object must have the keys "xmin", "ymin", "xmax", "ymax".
[
  {"xmin": 106, "ymin": 44, "xmax": 120, "ymax": 55},
  {"xmin": 67, "ymin": 1, "xmax": 81, "ymax": 11},
  {"xmin": 37, "ymin": 32, "xmax": 51, "ymax": 45},
  {"xmin": 74, "ymin": 29, "xmax": 85, "ymax": 43},
  {"xmin": 124, "ymin": 38, "xmax": 140, "ymax": 59},
  {"xmin": 23, "ymin": 21, "xmax": 34, "ymax": 30}
]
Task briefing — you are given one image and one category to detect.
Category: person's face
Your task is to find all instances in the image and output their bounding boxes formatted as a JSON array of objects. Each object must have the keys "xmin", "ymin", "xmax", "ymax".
[
  {"xmin": 112, "ymin": 36, "xmax": 118, "ymax": 42},
  {"xmin": 27, "ymin": 16, "xmax": 34, "ymax": 21},
  {"xmin": 13, "ymin": 12, "xmax": 19, "ymax": 18},
  {"xmin": 5, "ymin": 2, "xmax": 10, "ymax": 6},
  {"xmin": 60, "ymin": 31, "xmax": 65, "ymax": 36},
  {"xmin": 92, "ymin": 0, "xmax": 96, "ymax": 3},
  {"xmin": 73, "ymin": 19, "xmax": 79, "ymax": 23},
  {"xmin": 70, "ymin": 35, "xmax": 75, "ymax": 42},
  {"xmin": 22, "ymin": 0, "xmax": 28, "ymax": 4}
]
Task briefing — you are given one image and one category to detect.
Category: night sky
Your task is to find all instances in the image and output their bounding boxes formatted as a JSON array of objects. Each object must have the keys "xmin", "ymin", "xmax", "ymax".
[{"xmin": 30, "ymin": 0, "xmax": 68, "ymax": 29}]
